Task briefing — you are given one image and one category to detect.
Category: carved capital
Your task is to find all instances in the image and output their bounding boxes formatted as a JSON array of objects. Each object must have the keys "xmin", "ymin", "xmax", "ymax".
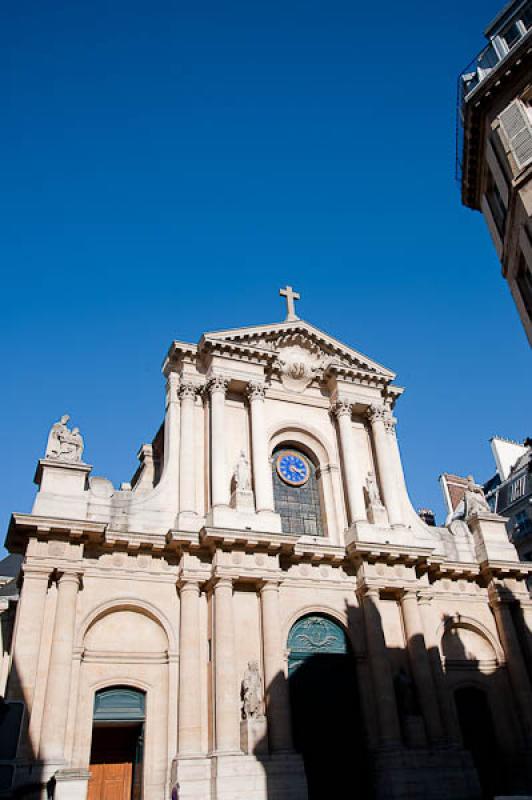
[
  {"xmin": 383, "ymin": 412, "xmax": 397, "ymax": 436},
  {"xmin": 207, "ymin": 376, "xmax": 229, "ymax": 395},
  {"xmin": 331, "ymin": 399, "xmax": 352, "ymax": 419},
  {"xmin": 179, "ymin": 381, "xmax": 198, "ymax": 401},
  {"xmin": 366, "ymin": 404, "xmax": 386, "ymax": 424},
  {"xmin": 246, "ymin": 381, "xmax": 266, "ymax": 401}
]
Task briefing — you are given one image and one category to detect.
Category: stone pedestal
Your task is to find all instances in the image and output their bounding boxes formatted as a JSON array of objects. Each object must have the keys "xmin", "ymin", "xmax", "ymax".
[
  {"xmin": 171, "ymin": 756, "xmax": 212, "ymax": 800},
  {"xmin": 211, "ymin": 753, "xmax": 307, "ymax": 800},
  {"xmin": 240, "ymin": 718, "xmax": 268, "ymax": 755},
  {"xmin": 367, "ymin": 502, "xmax": 388, "ymax": 526},
  {"xmin": 231, "ymin": 488, "xmax": 255, "ymax": 513},
  {"xmin": 53, "ymin": 768, "xmax": 91, "ymax": 800},
  {"xmin": 467, "ymin": 511, "xmax": 519, "ymax": 562},
  {"xmin": 32, "ymin": 459, "xmax": 92, "ymax": 518}
]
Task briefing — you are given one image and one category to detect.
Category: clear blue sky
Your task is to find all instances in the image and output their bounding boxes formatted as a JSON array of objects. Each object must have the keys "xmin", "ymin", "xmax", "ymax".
[{"xmin": 1, "ymin": 0, "xmax": 530, "ymax": 554}]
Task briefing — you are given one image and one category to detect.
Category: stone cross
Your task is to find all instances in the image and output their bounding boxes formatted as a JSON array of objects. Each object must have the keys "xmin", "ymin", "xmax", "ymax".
[{"xmin": 279, "ymin": 285, "xmax": 300, "ymax": 321}]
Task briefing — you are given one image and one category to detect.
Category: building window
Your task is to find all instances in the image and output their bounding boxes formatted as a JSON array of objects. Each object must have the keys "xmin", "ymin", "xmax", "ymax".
[
  {"xmin": 272, "ymin": 446, "xmax": 324, "ymax": 536},
  {"xmin": 509, "ymin": 474, "xmax": 527, "ymax": 503},
  {"xmin": 513, "ymin": 510, "xmax": 532, "ymax": 540},
  {"xmin": 485, "ymin": 170, "xmax": 507, "ymax": 238},
  {"xmin": 516, "ymin": 253, "xmax": 532, "ymax": 320}
]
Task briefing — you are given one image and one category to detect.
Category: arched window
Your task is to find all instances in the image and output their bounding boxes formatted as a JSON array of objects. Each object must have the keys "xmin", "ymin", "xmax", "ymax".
[{"xmin": 272, "ymin": 446, "xmax": 324, "ymax": 536}]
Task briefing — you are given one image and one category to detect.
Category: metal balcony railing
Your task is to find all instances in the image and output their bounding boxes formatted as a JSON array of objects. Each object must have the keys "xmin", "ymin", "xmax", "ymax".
[{"xmin": 456, "ymin": 0, "xmax": 532, "ymax": 180}]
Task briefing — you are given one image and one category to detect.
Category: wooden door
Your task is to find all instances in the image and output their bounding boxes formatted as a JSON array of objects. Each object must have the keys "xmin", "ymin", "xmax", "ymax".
[
  {"xmin": 87, "ymin": 726, "xmax": 138, "ymax": 800},
  {"xmin": 87, "ymin": 761, "xmax": 132, "ymax": 800}
]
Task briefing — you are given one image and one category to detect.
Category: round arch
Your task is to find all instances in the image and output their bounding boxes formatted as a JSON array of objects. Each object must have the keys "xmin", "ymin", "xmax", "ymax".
[
  {"xmin": 268, "ymin": 422, "xmax": 337, "ymax": 469},
  {"xmin": 77, "ymin": 597, "xmax": 176, "ymax": 653},
  {"xmin": 436, "ymin": 614, "xmax": 504, "ymax": 665}
]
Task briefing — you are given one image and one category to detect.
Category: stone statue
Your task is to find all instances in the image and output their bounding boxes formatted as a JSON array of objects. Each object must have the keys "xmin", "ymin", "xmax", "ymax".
[
  {"xmin": 45, "ymin": 415, "xmax": 84, "ymax": 463},
  {"xmin": 234, "ymin": 450, "xmax": 252, "ymax": 492},
  {"xmin": 365, "ymin": 471, "xmax": 382, "ymax": 507},
  {"xmin": 241, "ymin": 660, "xmax": 264, "ymax": 720},
  {"xmin": 463, "ymin": 475, "xmax": 491, "ymax": 518}
]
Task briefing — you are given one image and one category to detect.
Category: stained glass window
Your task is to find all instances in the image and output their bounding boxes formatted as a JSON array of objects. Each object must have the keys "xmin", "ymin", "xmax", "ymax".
[{"xmin": 272, "ymin": 447, "xmax": 324, "ymax": 536}]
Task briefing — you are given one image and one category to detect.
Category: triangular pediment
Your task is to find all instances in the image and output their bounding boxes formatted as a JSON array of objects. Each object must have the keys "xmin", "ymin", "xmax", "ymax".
[{"xmin": 201, "ymin": 319, "xmax": 395, "ymax": 380}]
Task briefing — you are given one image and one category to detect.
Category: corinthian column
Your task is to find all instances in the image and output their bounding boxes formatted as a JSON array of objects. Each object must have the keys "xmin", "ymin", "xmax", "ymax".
[
  {"xmin": 260, "ymin": 582, "xmax": 293, "ymax": 751},
  {"xmin": 247, "ymin": 382, "xmax": 275, "ymax": 513},
  {"xmin": 208, "ymin": 377, "xmax": 230, "ymax": 509},
  {"xmin": 367, "ymin": 405, "xmax": 402, "ymax": 527},
  {"xmin": 213, "ymin": 578, "xmax": 239, "ymax": 753},
  {"xmin": 177, "ymin": 581, "xmax": 202, "ymax": 755},
  {"xmin": 332, "ymin": 400, "xmax": 366, "ymax": 524},
  {"xmin": 178, "ymin": 382, "xmax": 197, "ymax": 516},
  {"xmin": 39, "ymin": 571, "xmax": 81, "ymax": 762}
]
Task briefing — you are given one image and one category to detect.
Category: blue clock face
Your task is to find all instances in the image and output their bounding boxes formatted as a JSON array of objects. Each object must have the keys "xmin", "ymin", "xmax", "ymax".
[{"xmin": 276, "ymin": 451, "xmax": 309, "ymax": 486}]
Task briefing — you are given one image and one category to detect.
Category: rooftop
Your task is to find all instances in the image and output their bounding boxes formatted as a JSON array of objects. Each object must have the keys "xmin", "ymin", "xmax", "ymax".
[{"xmin": 459, "ymin": 0, "xmax": 532, "ymax": 103}]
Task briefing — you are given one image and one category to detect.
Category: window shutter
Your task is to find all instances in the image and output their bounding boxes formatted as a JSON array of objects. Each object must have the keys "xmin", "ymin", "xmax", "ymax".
[{"xmin": 499, "ymin": 100, "xmax": 532, "ymax": 170}]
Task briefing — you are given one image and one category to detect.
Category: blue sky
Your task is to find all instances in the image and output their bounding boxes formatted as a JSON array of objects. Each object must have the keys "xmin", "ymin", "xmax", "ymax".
[{"xmin": 1, "ymin": 0, "xmax": 530, "ymax": 553}]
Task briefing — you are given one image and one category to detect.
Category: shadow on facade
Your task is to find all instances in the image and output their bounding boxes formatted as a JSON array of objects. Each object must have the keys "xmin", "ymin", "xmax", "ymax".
[
  {"xmin": 2, "ymin": 586, "xmax": 532, "ymax": 799},
  {"xmin": 254, "ymin": 593, "xmax": 532, "ymax": 800},
  {"xmin": 0, "ymin": 657, "xmax": 50, "ymax": 799}
]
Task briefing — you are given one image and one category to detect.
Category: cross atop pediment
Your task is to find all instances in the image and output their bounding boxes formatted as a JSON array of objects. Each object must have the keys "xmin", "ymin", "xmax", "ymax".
[{"xmin": 279, "ymin": 285, "xmax": 300, "ymax": 321}]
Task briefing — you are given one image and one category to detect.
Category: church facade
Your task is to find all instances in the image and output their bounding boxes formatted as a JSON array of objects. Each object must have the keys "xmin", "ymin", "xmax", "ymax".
[{"xmin": 2, "ymin": 289, "xmax": 532, "ymax": 800}]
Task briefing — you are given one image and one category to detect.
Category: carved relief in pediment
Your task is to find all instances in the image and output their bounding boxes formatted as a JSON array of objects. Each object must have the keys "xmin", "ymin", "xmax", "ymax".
[{"xmin": 272, "ymin": 345, "xmax": 328, "ymax": 392}]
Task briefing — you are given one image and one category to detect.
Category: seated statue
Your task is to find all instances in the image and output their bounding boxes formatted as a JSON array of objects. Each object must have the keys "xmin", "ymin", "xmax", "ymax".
[{"xmin": 45, "ymin": 415, "xmax": 84, "ymax": 463}]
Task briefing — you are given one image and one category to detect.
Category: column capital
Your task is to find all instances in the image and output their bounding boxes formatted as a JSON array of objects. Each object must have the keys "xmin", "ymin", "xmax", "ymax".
[
  {"xmin": 383, "ymin": 412, "xmax": 397, "ymax": 437},
  {"xmin": 212, "ymin": 575, "xmax": 233, "ymax": 591},
  {"xmin": 259, "ymin": 579, "xmax": 281, "ymax": 594},
  {"xmin": 366, "ymin": 403, "xmax": 386, "ymax": 424},
  {"xmin": 417, "ymin": 591, "xmax": 433, "ymax": 607},
  {"xmin": 179, "ymin": 380, "xmax": 199, "ymax": 401},
  {"xmin": 246, "ymin": 380, "xmax": 266, "ymax": 401},
  {"xmin": 207, "ymin": 376, "xmax": 229, "ymax": 395},
  {"xmin": 22, "ymin": 564, "xmax": 52, "ymax": 580},
  {"xmin": 358, "ymin": 585, "xmax": 380, "ymax": 601},
  {"xmin": 331, "ymin": 399, "xmax": 352, "ymax": 418},
  {"xmin": 177, "ymin": 578, "xmax": 201, "ymax": 595},
  {"xmin": 56, "ymin": 570, "xmax": 82, "ymax": 588}
]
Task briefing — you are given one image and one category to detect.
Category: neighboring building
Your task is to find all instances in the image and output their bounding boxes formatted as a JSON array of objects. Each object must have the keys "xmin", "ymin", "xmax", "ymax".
[
  {"xmin": 458, "ymin": 0, "xmax": 532, "ymax": 345},
  {"xmin": 440, "ymin": 436, "xmax": 532, "ymax": 564},
  {"xmin": 485, "ymin": 436, "xmax": 532, "ymax": 562},
  {"xmin": 2, "ymin": 289, "xmax": 532, "ymax": 800}
]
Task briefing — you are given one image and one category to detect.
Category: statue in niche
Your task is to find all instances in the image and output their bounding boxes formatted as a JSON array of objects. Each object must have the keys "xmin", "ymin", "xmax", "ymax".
[
  {"xmin": 365, "ymin": 471, "xmax": 383, "ymax": 507},
  {"xmin": 234, "ymin": 450, "xmax": 252, "ymax": 492},
  {"xmin": 45, "ymin": 415, "xmax": 84, "ymax": 463},
  {"xmin": 463, "ymin": 475, "xmax": 491, "ymax": 518},
  {"xmin": 241, "ymin": 660, "xmax": 264, "ymax": 720}
]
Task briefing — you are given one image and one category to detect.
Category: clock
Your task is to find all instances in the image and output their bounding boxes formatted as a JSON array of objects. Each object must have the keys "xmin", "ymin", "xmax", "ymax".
[{"xmin": 276, "ymin": 451, "xmax": 310, "ymax": 486}]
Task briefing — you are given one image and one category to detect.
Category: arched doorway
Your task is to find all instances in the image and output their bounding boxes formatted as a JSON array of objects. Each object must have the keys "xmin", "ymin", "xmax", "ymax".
[
  {"xmin": 454, "ymin": 686, "xmax": 502, "ymax": 799},
  {"xmin": 288, "ymin": 614, "xmax": 370, "ymax": 798},
  {"xmin": 87, "ymin": 687, "xmax": 145, "ymax": 800}
]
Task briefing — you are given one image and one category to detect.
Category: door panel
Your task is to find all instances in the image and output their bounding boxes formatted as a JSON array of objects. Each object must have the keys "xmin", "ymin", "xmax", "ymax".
[{"xmin": 88, "ymin": 726, "xmax": 137, "ymax": 800}]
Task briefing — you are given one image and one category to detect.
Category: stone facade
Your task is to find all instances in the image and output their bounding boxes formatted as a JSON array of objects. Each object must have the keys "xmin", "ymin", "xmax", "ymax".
[
  {"xmin": 459, "ymin": 0, "xmax": 532, "ymax": 345},
  {"xmin": 1, "ymin": 296, "xmax": 532, "ymax": 799}
]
